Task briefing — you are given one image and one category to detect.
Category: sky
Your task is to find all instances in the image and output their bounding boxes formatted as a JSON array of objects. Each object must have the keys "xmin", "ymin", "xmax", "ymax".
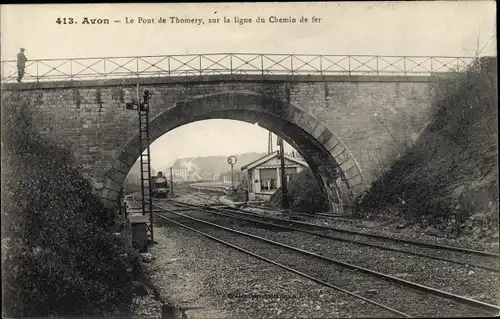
[
  {"xmin": 1, "ymin": 2, "xmax": 496, "ymax": 168},
  {"xmin": 149, "ymin": 120, "xmax": 289, "ymax": 169}
]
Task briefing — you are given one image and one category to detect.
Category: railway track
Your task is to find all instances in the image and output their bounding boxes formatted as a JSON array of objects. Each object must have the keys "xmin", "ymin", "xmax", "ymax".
[
  {"xmin": 244, "ymin": 202, "xmax": 356, "ymax": 220},
  {"xmin": 127, "ymin": 194, "xmax": 499, "ymax": 317},
  {"xmin": 175, "ymin": 189, "xmax": 220, "ymax": 205},
  {"xmin": 169, "ymin": 190, "xmax": 499, "ymax": 271},
  {"xmin": 178, "ymin": 199, "xmax": 499, "ymax": 266},
  {"xmin": 168, "ymin": 200, "xmax": 500, "ymax": 302}
]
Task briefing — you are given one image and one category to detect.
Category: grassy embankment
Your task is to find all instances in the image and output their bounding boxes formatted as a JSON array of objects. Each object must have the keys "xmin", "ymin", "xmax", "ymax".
[
  {"xmin": 358, "ymin": 57, "xmax": 498, "ymax": 239},
  {"xmin": 1, "ymin": 93, "xmax": 146, "ymax": 317},
  {"xmin": 270, "ymin": 57, "xmax": 498, "ymax": 240}
]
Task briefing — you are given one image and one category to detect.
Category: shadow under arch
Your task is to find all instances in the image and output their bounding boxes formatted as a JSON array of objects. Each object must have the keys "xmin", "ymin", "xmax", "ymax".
[{"xmin": 101, "ymin": 91, "xmax": 366, "ymax": 208}]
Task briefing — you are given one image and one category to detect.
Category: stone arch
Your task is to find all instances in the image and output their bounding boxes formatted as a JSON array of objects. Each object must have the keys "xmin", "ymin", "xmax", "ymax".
[{"xmin": 101, "ymin": 92, "xmax": 366, "ymax": 208}]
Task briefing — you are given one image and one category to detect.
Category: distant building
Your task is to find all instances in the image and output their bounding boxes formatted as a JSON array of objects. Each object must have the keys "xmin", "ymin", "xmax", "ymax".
[
  {"xmin": 200, "ymin": 171, "xmax": 222, "ymax": 181},
  {"xmin": 240, "ymin": 151, "xmax": 308, "ymax": 201},
  {"xmin": 190, "ymin": 170, "xmax": 202, "ymax": 181},
  {"xmin": 220, "ymin": 170, "xmax": 245, "ymax": 184},
  {"xmin": 171, "ymin": 168, "xmax": 188, "ymax": 181}
]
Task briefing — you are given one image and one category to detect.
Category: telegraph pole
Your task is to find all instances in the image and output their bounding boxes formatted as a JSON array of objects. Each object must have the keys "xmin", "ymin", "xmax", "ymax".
[
  {"xmin": 278, "ymin": 136, "xmax": 289, "ymax": 210},
  {"xmin": 170, "ymin": 167, "xmax": 174, "ymax": 196},
  {"xmin": 231, "ymin": 165, "xmax": 234, "ymax": 188}
]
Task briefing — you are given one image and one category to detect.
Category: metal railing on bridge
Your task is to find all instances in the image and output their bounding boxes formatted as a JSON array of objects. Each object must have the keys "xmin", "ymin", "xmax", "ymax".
[{"xmin": 1, "ymin": 53, "xmax": 476, "ymax": 83}]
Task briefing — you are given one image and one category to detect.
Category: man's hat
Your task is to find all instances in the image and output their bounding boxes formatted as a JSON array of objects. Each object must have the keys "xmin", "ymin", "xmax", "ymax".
[{"xmin": 20, "ymin": 48, "xmax": 25, "ymax": 51}]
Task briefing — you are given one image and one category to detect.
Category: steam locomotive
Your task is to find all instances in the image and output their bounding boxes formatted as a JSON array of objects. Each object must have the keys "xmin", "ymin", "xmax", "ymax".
[{"xmin": 151, "ymin": 171, "xmax": 170, "ymax": 198}]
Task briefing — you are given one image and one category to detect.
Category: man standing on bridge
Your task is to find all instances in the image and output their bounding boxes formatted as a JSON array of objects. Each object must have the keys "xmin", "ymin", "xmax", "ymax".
[{"xmin": 17, "ymin": 48, "xmax": 27, "ymax": 83}]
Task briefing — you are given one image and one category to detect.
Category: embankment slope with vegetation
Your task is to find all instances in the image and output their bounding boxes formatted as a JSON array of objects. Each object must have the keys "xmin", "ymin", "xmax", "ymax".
[
  {"xmin": 358, "ymin": 57, "xmax": 498, "ymax": 240},
  {"xmin": 1, "ymin": 93, "xmax": 145, "ymax": 317},
  {"xmin": 270, "ymin": 57, "xmax": 498, "ymax": 240}
]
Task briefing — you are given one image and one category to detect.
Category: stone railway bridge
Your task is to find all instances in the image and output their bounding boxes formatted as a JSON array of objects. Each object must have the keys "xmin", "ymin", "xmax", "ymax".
[{"xmin": 1, "ymin": 53, "xmax": 475, "ymax": 209}]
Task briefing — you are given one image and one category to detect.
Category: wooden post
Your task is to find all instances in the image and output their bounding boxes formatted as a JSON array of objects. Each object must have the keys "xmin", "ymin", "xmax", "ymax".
[
  {"xmin": 278, "ymin": 137, "xmax": 289, "ymax": 210},
  {"xmin": 170, "ymin": 167, "xmax": 174, "ymax": 196}
]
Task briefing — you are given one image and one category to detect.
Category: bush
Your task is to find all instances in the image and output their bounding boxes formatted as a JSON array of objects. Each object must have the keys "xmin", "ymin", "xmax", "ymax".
[
  {"xmin": 1, "ymin": 93, "xmax": 143, "ymax": 317},
  {"xmin": 269, "ymin": 168, "xmax": 329, "ymax": 212}
]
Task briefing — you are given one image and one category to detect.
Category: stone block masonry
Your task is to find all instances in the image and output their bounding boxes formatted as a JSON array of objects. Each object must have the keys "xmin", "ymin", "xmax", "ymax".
[{"xmin": 3, "ymin": 74, "xmax": 435, "ymax": 207}]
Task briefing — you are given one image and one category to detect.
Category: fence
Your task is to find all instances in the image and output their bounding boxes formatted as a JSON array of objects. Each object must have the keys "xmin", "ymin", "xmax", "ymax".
[{"xmin": 1, "ymin": 53, "xmax": 476, "ymax": 83}]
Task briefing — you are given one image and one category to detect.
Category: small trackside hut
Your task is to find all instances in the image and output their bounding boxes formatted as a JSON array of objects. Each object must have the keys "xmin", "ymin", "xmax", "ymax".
[{"xmin": 241, "ymin": 151, "xmax": 308, "ymax": 201}]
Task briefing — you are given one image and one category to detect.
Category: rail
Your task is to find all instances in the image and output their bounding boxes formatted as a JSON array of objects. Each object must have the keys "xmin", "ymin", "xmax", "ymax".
[
  {"xmin": 1, "ymin": 53, "xmax": 476, "ymax": 83},
  {"xmin": 190, "ymin": 184, "xmax": 230, "ymax": 193},
  {"xmin": 153, "ymin": 199, "xmax": 499, "ymax": 316}
]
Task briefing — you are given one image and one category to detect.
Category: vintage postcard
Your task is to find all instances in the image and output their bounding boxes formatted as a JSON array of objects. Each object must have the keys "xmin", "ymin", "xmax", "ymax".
[{"xmin": 1, "ymin": 2, "xmax": 498, "ymax": 318}]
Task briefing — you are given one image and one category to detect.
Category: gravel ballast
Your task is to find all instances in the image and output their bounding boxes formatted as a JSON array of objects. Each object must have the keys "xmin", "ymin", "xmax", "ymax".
[
  {"xmin": 133, "ymin": 195, "xmax": 499, "ymax": 317},
  {"xmin": 156, "ymin": 212, "xmax": 497, "ymax": 317},
  {"xmin": 149, "ymin": 218, "xmax": 400, "ymax": 318}
]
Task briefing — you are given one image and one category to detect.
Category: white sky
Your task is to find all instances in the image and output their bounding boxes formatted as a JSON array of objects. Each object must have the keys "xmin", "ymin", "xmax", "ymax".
[
  {"xmin": 150, "ymin": 120, "xmax": 290, "ymax": 168},
  {"xmin": 1, "ymin": 2, "xmax": 496, "ymax": 168}
]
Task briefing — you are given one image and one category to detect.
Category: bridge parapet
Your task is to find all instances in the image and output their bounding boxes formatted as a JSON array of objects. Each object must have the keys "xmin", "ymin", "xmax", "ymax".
[{"xmin": 1, "ymin": 53, "xmax": 475, "ymax": 83}]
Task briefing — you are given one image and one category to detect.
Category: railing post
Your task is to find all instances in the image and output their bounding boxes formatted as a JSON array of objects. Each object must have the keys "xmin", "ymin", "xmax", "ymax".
[
  {"xmin": 403, "ymin": 57, "xmax": 407, "ymax": 76},
  {"xmin": 168, "ymin": 56, "xmax": 171, "ymax": 76},
  {"xmin": 376, "ymin": 56, "xmax": 379, "ymax": 76},
  {"xmin": 320, "ymin": 55, "xmax": 323, "ymax": 75},
  {"xmin": 136, "ymin": 58, "xmax": 139, "ymax": 78},
  {"xmin": 290, "ymin": 55, "xmax": 294, "ymax": 75},
  {"xmin": 230, "ymin": 54, "xmax": 233, "ymax": 75},
  {"xmin": 199, "ymin": 55, "xmax": 202, "ymax": 76},
  {"xmin": 348, "ymin": 56, "xmax": 351, "ymax": 76},
  {"xmin": 430, "ymin": 57, "xmax": 433, "ymax": 75},
  {"xmin": 36, "ymin": 61, "xmax": 39, "ymax": 83},
  {"xmin": 261, "ymin": 54, "xmax": 264, "ymax": 75},
  {"xmin": 103, "ymin": 59, "xmax": 106, "ymax": 78}
]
